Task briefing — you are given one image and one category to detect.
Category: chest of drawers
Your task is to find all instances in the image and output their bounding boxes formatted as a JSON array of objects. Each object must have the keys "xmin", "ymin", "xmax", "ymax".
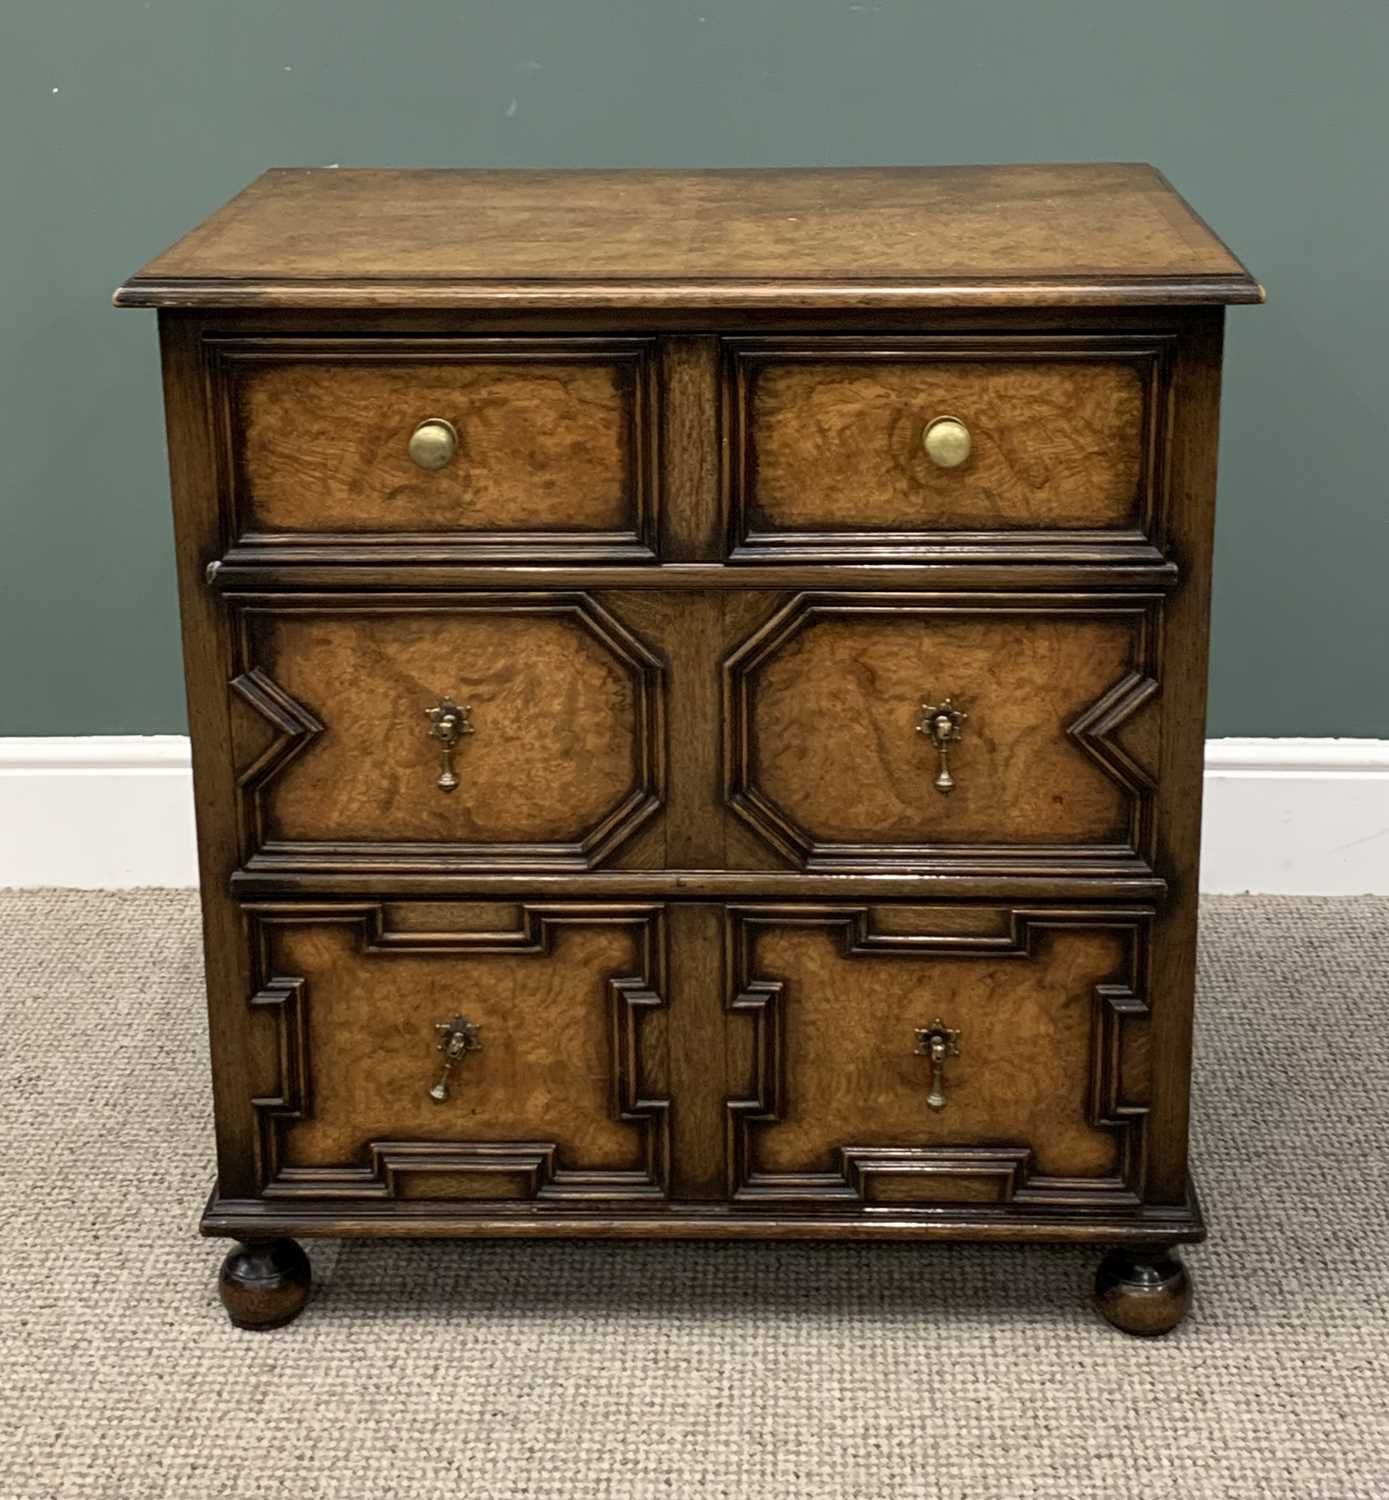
[{"xmin": 117, "ymin": 164, "xmax": 1259, "ymax": 1335}]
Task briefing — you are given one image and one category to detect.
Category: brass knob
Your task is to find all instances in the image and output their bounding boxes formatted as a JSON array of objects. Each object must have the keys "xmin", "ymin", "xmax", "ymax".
[
  {"xmin": 408, "ymin": 417, "xmax": 458, "ymax": 471},
  {"xmin": 922, "ymin": 415, "xmax": 971, "ymax": 469}
]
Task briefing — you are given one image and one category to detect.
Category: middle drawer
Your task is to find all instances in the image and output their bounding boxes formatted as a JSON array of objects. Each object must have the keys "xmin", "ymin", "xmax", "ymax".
[
  {"xmin": 227, "ymin": 591, "xmax": 663, "ymax": 870},
  {"xmin": 224, "ymin": 588, "xmax": 1162, "ymax": 876}
]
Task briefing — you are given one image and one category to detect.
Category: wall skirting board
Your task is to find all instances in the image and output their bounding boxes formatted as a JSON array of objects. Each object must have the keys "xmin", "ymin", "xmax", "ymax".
[{"xmin": 1, "ymin": 736, "xmax": 1386, "ymax": 894}]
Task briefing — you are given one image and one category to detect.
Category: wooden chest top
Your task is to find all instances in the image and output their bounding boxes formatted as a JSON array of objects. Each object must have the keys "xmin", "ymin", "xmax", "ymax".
[{"xmin": 114, "ymin": 163, "xmax": 1261, "ymax": 311}]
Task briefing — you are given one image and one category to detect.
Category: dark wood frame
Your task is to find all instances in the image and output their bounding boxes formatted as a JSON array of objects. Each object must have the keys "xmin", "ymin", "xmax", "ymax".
[{"xmin": 153, "ymin": 303, "xmax": 1222, "ymax": 1257}]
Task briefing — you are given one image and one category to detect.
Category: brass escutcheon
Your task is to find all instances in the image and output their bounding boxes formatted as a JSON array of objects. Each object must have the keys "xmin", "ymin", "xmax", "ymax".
[
  {"xmin": 425, "ymin": 697, "xmax": 474, "ymax": 793},
  {"xmin": 430, "ymin": 1016, "xmax": 482, "ymax": 1103},
  {"xmin": 914, "ymin": 1018, "xmax": 961, "ymax": 1111},
  {"xmin": 918, "ymin": 697, "xmax": 967, "ymax": 794}
]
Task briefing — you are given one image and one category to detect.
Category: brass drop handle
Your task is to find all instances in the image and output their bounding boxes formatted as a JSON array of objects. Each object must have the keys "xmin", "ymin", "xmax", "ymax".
[
  {"xmin": 914, "ymin": 1019, "xmax": 961, "ymax": 1111},
  {"xmin": 430, "ymin": 1016, "xmax": 482, "ymax": 1103},
  {"xmin": 917, "ymin": 698, "xmax": 967, "ymax": 795},
  {"xmin": 425, "ymin": 698, "xmax": 473, "ymax": 794},
  {"xmin": 922, "ymin": 415, "xmax": 971, "ymax": 469},
  {"xmin": 408, "ymin": 417, "xmax": 459, "ymax": 471}
]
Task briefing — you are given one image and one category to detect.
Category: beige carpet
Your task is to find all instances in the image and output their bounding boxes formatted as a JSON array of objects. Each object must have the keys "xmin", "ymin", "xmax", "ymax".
[{"xmin": 2, "ymin": 891, "xmax": 1387, "ymax": 1499}]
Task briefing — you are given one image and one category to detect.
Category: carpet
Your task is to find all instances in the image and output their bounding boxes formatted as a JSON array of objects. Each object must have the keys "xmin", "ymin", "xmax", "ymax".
[{"xmin": 2, "ymin": 890, "xmax": 1386, "ymax": 1499}]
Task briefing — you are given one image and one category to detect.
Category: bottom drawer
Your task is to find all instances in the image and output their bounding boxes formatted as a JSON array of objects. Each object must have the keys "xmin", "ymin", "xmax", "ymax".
[
  {"xmin": 236, "ymin": 899, "xmax": 1154, "ymax": 1212},
  {"xmin": 244, "ymin": 901, "xmax": 671, "ymax": 1202},
  {"xmin": 725, "ymin": 904, "xmax": 1153, "ymax": 1209}
]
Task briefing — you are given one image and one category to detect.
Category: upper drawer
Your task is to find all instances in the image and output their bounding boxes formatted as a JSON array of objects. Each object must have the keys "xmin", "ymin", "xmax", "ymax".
[
  {"xmin": 208, "ymin": 337, "xmax": 659, "ymax": 561},
  {"xmin": 724, "ymin": 335, "xmax": 1174, "ymax": 563}
]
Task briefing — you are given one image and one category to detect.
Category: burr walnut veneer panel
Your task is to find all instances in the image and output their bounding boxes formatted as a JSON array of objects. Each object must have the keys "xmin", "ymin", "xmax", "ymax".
[
  {"xmin": 216, "ymin": 337, "xmax": 657, "ymax": 556},
  {"xmin": 227, "ymin": 593, "xmax": 664, "ymax": 869},
  {"xmin": 732, "ymin": 340, "xmax": 1158, "ymax": 537},
  {"xmin": 727, "ymin": 906, "xmax": 1152, "ymax": 1207},
  {"xmin": 725, "ymin": 592, "xmax": 1161, "ymax": 868},
  {"xmin": 247, "ymin": 903, "xmax": 670, "ymax": 1202}
]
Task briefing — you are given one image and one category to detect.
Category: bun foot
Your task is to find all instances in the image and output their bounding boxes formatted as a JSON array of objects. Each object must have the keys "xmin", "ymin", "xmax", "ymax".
[
  {"xmin": 1093, "ymin": 1247, "xmax": 1190, "ymax": 1337},
  {"xmin": 217, "ymin": 1238, "xmax": 311, "ymax": 1330}
]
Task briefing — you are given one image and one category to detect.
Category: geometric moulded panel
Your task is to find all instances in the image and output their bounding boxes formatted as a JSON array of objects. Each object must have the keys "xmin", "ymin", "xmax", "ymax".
[
  {"xmin": 246, "ymin": 902, "xmax": 670, "ymax": 1203},
  {"xmin": 229, "ymin": 592, "xmax": 665, "ymax": 872},
  {"xmin": 724, "ymin": 591, "xmax": 1159, "ymax": 871}
]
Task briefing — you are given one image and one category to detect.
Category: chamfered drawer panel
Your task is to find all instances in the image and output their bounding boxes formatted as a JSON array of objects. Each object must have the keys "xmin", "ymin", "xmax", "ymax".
[
  {"xmin": 242, "ymin": 901, "xmax": 670, "ymax": 1202},
  {"xmin": 208, "ymin": 336, "xmax": 658, "ymax": 554},
  {"xmin": 226, "ymin": 586, "xmax": 1162, "ymax": 880},
  {"xmin": 724, "ymin": 591, "xmax": 1161, "ymax": 869},
  {"xmin": 226, "ymin": 591, "xmax": 664, "ymax": 869},
  {"xmin": 725, "ymin": 903, "xmax": 1153, "ymax": 1207},
  {"xmin": 725, "ymin": 336, "xmax": 1173, "ymax": 557}
]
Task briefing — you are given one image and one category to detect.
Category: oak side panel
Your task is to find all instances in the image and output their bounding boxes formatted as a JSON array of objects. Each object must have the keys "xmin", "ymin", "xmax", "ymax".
[
  {"xmin": 157, "ymin": 312, "xmax": 259, "ymax": 1197},
  {"xmin": 1145, "ymin": 309, "xmax": 1225, "ymax": 1202}
]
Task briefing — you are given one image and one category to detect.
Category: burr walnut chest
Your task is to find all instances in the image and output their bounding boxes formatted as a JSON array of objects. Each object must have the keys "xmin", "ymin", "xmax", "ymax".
[{"xmin": 117, "ymin": 164, "xmax": 1260, "ymax": 1335}]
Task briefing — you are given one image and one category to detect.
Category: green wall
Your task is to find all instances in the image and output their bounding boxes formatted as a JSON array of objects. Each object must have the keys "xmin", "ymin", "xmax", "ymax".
[{"xmin": 3, "ymin": 1, "xmax": 1386, "ymax": 736}]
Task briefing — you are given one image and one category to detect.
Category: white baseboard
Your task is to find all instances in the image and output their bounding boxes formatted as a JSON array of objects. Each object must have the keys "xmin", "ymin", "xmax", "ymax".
[
  {"xmin": 0, "ymin": 737, "xmax": 199, "ymax": 888},
  {"xmin": 1199, "ymin": 738, "xmax": 1389, "ymax": 894},
  {"xmin": 2, "ymin": 736, "xmax": 1386, "ymax": 893}
]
